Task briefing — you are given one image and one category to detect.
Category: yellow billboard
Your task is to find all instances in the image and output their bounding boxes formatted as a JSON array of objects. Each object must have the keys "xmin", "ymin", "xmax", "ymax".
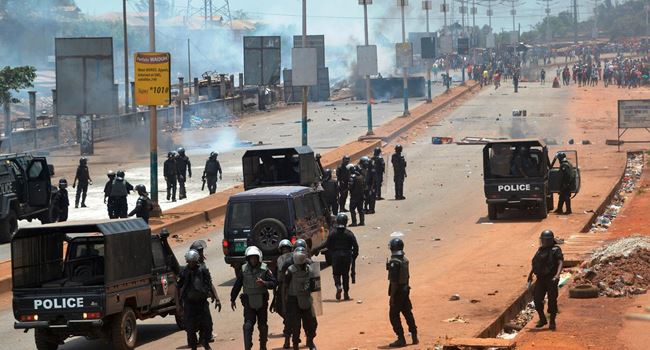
[{"xmin": 134, "ymin": 52, "xmax": 171, "ymax": 106}]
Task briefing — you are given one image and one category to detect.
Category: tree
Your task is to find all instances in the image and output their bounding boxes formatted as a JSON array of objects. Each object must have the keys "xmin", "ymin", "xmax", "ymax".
[{"xmin": 0, "ymin": 66, "xmax": 37, "ymax": 116}]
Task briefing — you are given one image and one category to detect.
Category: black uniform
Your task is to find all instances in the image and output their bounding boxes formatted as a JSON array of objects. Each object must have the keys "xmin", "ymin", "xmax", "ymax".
[
  {"xmin": 556, "ymin": 159, "xmax": 574, "ymax": 214},
  {"xmin": 348, "ymin": 172, "xmax": 365, "ymax": 226},
  {"xmin": 283, "ymin": 263, "xmax": 318, "ymax": 348},
  {"xmin": 336, "ymin": 164, "xmax": 350, "ymax": 212},
  {"xmin": 176, "ymin": 154, "xmax": 192, "ymax": 199},
  {"xmin": 391, "ymin": 153, "xmax": 407, "ymax": 199},
  {"xmin": 387, "ymin": 253, "xmax": 417, "ymax": 341},
  {"xmin": 363, "ymin": 165, "xmax": 377, "ymax": 213},
  {"xmin": 274, "ymin": 253, "xmax": 294, "ymax": 339},
  {"xmin": 164, "ymin": 157, "xmax": 178, "ymax": 201},
  {"xmin": 178, "ymin": 264, "xmax": 216, "ymax": 350},
  {"xmin": 531, "ymin": 245, "xmax": 564, "ymax": 319},
  {"xmin": 128, "ymin": 194, "xmax": 153, "ymax": 223},
  {"xmin": 318, "ymin": 227, "xmax": 358, "ymax": 296},
  {"xmin": 230, "ymin": 262, "xmax": 276, "ymax": 350},
  {"xmin": 73, "ymin": 165, "xmax": 91, "ymax": 207},
  {"xmin": 103, "ymin": 178, "xmax": 116, "ymax": 218},
  {"xmin": 110, "ymin": 178, "xmax": 133, "ymax": 218},
  {"xmin": 53, "ymin": 187, "xmax": 69, "ymax": 222},
  {"xmin": 371, "ymin": 155, "xmax": 386, "ymax": 199},
  {"xmin": 203, "ymin": 158, "xmax": 222, "ymax": 195},
  {"xmin": 322, "ymin": 176, "xmax": 339, "ymax": 215},
  {"xmin": 513, "ymin": 71, "xmax": 520, "ymax": 93}
]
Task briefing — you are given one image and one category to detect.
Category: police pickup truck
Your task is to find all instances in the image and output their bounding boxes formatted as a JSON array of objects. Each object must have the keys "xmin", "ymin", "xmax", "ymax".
[
  {"xmin": 12, "ymin": 219, "xmax": 182, "ymax": 350},
  {"xmin": 482, "ymin": 139, "xmax": 580, "ymax": 220},
  {"xmin": 0, "ymin": 153, "xmax": 58, "ymax": 243}
]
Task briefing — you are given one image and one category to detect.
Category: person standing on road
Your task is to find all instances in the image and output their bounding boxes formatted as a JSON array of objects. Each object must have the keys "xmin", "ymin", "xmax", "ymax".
[
  {"xmin": 371, "ymin": 147, "xmax": 386, "ymax": 200},
  {"xmin": 513, "ymin": 69, "xmax": 520, "ymax": 93},
  {"xmin": 202, "ymin": 152, "xmax": 222, "ymax": 195},
  {"xmin": 360, "ymin": 156, "xmax": 377, "ymax": 214},
  {"xmin": 128, "ymin": 185, "xmax": 153, "ymax": 223},
  {"xmin": 312, "ymin": 213, "xmax": 359, "ymax": 301},
  {"xmin": 391, "ymin": 145, "xmax": 407, "ymax": 200},
  {"xmin": 178, "ymin": 249, "xmax": 221, "ymax": 350},
  {"xmin": 336, "ymin": 155, "xmax": 351, "ymax": 212},
  {"xmin": 540, "ymin": 68, "xmax": 546, "ymax": 85},
  {"xmin": 110, "ymin": 170, "xmax": 133, "ymax": 218},
  {"xmin": 72, "ymin": 157, "xmax": 92, "ymax": 208},
  {"xmin": 527, "ymin": 230, "xmax": 563, "ymax": 331},
  {"xmin": 190, "ymin": 240, "xmax": 218, "ymax": 345},
  {"xmin": 283, "ymin": 246, "xmax": 318, "ymax": 350},
  {"xmin": 103, "ymin": 170, "xmax": 116, "ymax": 218},
  {"xmin": 176, "ymin": 147, "xmax": 192, "ymax": 200},
  {"xmin": 164, "ymin": 151, "xmax": 178, "ymax": 202},
  {"xmin": 348, "ymin": 165, "xmax": 365, "ymax": 227},
  {"xmin": 230, "ymin": 246, "xmax": 276, "ymax": 350},
  {"xmin": 272, "ymin": 240, "xmax": 294, "ymax": 349},
  {"xmin": 386, "ymin": 237, "xmax": 418, "ymax": 347},
  {"xmin": 53, "ymin": 178, "xmax": 69, "ymax": 222},
  {"xmin": 321, "ymin": 169, "xmax": 338, "ymax": 215},
  {"xmin": 554, "ymin": 152, "xmax": 574, "ymax": 215}
]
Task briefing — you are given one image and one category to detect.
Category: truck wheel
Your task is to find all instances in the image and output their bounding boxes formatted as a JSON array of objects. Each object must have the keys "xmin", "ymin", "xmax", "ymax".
[
  {"xmin": 252, "ymin": 218, "xmax": 287, "ymax": 256},
  {"xmin": 0, "ymin": 210, "xmax": 18, "ymax": 244},
  {"xmin": 487, "ymin": 204, "xmax": 498, "ymax": 220},
  {"xmin": 111, "ymin": 307, "xmax": 138, "ymax": 350},
  {"xmin": 34, "ymin": 329, "xmax": 59, "ymax": 350}
]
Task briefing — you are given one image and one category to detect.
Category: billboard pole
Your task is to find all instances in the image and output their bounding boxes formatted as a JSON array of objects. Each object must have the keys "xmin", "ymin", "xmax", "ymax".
[
  {"xmin": 399, "ymin": 0, "xmax": 410, "ymax": 117},
  {"xmin": 123, "ymin": 0, "xmax": 130, "ymax": 113},
  {"xmin": 301, "ymin": 0, "xmax": 309, "ymax": 146},
  {"xmin": 424, "ymin": 0, "xmax": 432, "ymax": 103},
  {"xmin": 363, "ymin": 0, "xmax": 374, "ymax": 135},
  {"xmin": 148, "ymin": 0, "xmax": 161, "ymax": 216}
]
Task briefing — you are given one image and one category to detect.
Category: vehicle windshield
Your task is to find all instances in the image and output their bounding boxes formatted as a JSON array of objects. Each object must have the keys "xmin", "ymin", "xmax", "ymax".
[{"xmin": 486, "ymin": 143, "xmax": 545, "ymax": 178}]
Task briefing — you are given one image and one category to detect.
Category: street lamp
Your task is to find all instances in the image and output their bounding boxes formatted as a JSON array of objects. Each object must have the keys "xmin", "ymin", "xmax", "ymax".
[
  {"xmin": 398, "ymin": 0, "xmax": 410, "ymax": 117},
  {"xmin": 359, "ymin": 0, "xmax": 374, "ymax": 135}
]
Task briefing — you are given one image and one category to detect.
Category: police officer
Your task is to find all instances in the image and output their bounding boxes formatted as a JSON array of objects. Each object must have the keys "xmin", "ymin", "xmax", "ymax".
[
  {"xmin": 202, "ymin": 152, "xmax": 222, "ymax": 195},
  {"xmin": 230, "ymin": 246, "xmax": 276, "ymax": 350},
  {"xmin": 554, "ymin": 152, "xmax": 574, "ymax": 215},
  {"xmin": 315, "ymin": 153, "xmax": 324, "ymax": 175},
  {"xmin": 53, "ymin": 179, "xmax": 69, "ymax": 222},
  {"xmin": 391, "ymin": 145, "xmax": 407, "ymax": 200},
  {"xmin": 283, "ymin": 246, "xmax": 318, "ymax": 350},
  {"xmin": 103, "ymin": 170, "xmax": 116, "ymax": 218},
  {"xmin": 178, "ymin": 250, "xmax": 221, "ymax": 350},
  {"xmin": 176, "ymin": 147, "xmax": 192, "ymax": 200},
  {"xmin": 360, "ymin": 156, "xmax": 377, "ymax": 214},
  {"xmin": 312, "ymin": 213, "xmax": 358, "ymax": 301},
  {"xmin": 128, "ymin": 184, "xmax": 153, "ymax": 223},
  {"xmin": 527, "ymin": 230, "xmax": 563, "ymax": 331},
  {"xmin": 110, "ymin": 170, "xmax": 133, "ymax": 218},
  {"xmin": 513, "ymin": 69, "xmax": 520, "ymax": 93},
  {"xmin": 190, "ymin": 240, "xmax": 218, "ymax": 344},
  {"xmin": 273, "ymin": 239, "xmax": 294, "ymax": 349},
  {"xmin": 348, "ymin": 165, "xmax": 365, "ymax": 227},
  {"xmin": 371, "ymin": 147, "xmax": 386, "ymax": 200},
  {"xmin": 321, "ymin": 169, "xmax": 338, "ymax": 215},
  {"xmin": 387, "ymin": 238, "xmax": 418, "ymax": 347},
  {"xmin": 164, "ymin": 151, "xmax": 178, "ymax": 202},
  {"xmin": 336, "ymin": 155, "xmax": 351, "ymax": 212},
  {"xmin": 72, "ymin": 157, "xmax": 92, "ymax": 208}
]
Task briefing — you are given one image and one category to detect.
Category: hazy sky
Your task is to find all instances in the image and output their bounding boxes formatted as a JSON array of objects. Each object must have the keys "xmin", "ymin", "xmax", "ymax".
[{"xmin": 75, "ymin": 0, "xmax": 596, "ymax": 33}]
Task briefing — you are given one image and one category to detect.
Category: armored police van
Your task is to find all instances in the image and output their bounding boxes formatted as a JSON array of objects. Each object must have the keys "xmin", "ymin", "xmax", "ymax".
[
  {"xmin": 0, "ymin": 153, "xmax": 58, "ymax": 243},
  {"xmin": 482, "ymin": 139, "xmax": 580, "ymax": 220},
  {"xmin": 12, "ymin": 219, "xmax": 182, "ymax": 350}
]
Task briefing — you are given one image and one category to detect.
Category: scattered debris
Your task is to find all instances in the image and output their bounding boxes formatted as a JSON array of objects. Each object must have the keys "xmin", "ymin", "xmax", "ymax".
[
  {"xmin": 449, "ymin": 294, "xmax": 461, "ymax": 301},
  {"xmin": 582, "ymin": 140, "xmax": 592, "ymax": 145},
  {"xmin": 497, "ymin": 301, "xmax": 536, "ymax": 339},
  {"xmin": 512, "ymin": 109, "xmax": 527, "ymax": 117},
  {"xmin": 432, "ymin": 136, "xmax": 454, "ymax": 144},
  {"xmin": 443, "ymin": 315, "xmax": 468, "ymax": 323},
  {"xmin": 456, "ymin": 136, "xmax": 508, "ymax": 145},
  {"xmin": 390, "ymin": 231, "xmax": 404, "ymax": 237}
]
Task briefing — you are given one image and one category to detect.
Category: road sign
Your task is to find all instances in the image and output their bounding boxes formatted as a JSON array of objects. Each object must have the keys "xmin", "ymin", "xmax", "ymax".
[
  {"xmin": 421, "ymin": 37, "xmax": 436, "ymax": 59},
  {"xmin": 396, "ymin": 43, "xmax": 413, "ymax": 68},
  {"xmin": 357, "ymin": 45, "xmax": 378, "ymax": 76},
  {"xmin": 134, "ymin": 52, "xmax": 171, "ymax": 106},
  {"xmin": 618, "ymin": 100, "xmax": 650, "ymax": 128},
  {"xmin": 292, "ymin": 48, "xmax": 318, "ymax": 86},
  {"xmin": 55, "ymin": 37, "xmax": 116, "ymax": 115},
  {"xmin": 457, "ymin": 38, "xmax": 469, "ymax": 55}
]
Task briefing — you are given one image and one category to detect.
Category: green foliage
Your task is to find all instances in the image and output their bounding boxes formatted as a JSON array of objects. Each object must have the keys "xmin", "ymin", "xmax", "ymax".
[{"xmin": 0, "ymin": 66, "xmax": 37, "ymax": 106}]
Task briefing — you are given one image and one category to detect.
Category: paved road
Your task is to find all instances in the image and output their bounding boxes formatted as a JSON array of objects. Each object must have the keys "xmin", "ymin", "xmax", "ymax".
[{"xmin": 0, "ymin": 81, "xmax": 597, "ymax": 349}]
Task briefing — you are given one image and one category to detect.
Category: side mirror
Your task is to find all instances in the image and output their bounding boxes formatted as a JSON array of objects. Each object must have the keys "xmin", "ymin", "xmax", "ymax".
[{"xmin": 48, "ymin": 164, "xmax": 55, "ymax": 176}]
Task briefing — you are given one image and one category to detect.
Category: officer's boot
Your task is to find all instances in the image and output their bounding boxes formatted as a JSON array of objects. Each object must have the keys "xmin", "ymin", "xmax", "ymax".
[
  {"xmin": 389, "ymin": 335, "xmax": 407, "ymax": 348},
  {"xmin": 283, "ymin": 335, "xmax": 291, "ymax": 349},
  {"xmin": 411, "ymin": 332, "xmax": 419, "ymax": 345},
  {"xmin": 549, "ymin": 313, "xmax": 557, "ymax": 330},
  {"xmin": 293, "ymin": 336, "xmax": 301, "ymax": 350},
  {"xmin": 307, "ymin": 337, "xmax": 317, "ymax": 350},
  {"xmin": 535, "ymin": 310, "xmax": 548, "ymax": 328},
  {"xmin": 243, "ymin": 324, "xmax": 254, "ymax": 350},
  {"xmin": 350, "ymin": 211, "xmax": 357, "ymax": 227},
  {"xmin": 358, "ymin": 211, "xmax": 365, "ymax": 226},
  {"xmin": 336, "ymin": 285, "xmax": 342, "ymax": 301}
]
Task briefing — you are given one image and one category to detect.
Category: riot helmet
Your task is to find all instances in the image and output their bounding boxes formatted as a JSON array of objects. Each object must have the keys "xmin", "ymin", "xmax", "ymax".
[
  {"xmin": 278, "ymin": 239, "xmax": 293, "ymax": 253},
  {"xmin": 323, "ymin": 168, "xmax": 332, "ymax": 181},
  {"xmin": 209, "ymin": 151, "xmax": 218, "ymax": 159},
  {"xmin": 373, "ymin": 147, "xmax": 382, "ymax": 156},
  {"xmin": 245, "ymin": 246, "xmax": 263, "ymax": 266},
  {"xmin": 116, "ymin": 170, "xmax": 125, "ymax": 180},
  {"xmin": 394, "ymin": 144, "xmax": 403, "ymax": 153},
  {"xmin": 557, "ymin": 152, "xmax": 567, "ymax": 161},
  {"xmin": 360, "ymin": 156, "xmax": 370, "ymax": 168},
  {"xmin": 335, "ymin": 213, "xmax": 348, "ymax": 229},
  {"xmin": 107, "ymin": 170, "xmax": 116, "ymax": 179},
  {"xmin": 389, "ymin": 237, "xmax": 405, "ymax": 256},
  {"xmin": 168, "ymin": 151, "xmax": 175, "ymax": 159},
  {"xmin": 293, "ymin": 247, "xmax": 309, "ymax": 265},
  {"xmin": 293, "ymin": 239, "xmax": 308, "ymax": 250},
  {"xmin": 341, "ymin": 155, "xmax": 350, "ymax": 165},
  {"xmin": 79, "ymin": 157, "xmax": 87, "ymax": 165},
  {"xmin": 134, "ymin": 184, "xmax": 147, "ymax": 195},
  {"xmin": 177, "ymin": 147, "xmax": 185, "ymax": 155},
  {"xmin": 540, "ymin": 230, "xmax": 555, "ymax": 248},
  {"xmin": 58, "ymin": 178, "xmax": 68, "ymax": 189},
  {"xmin": 315, "ymin": 153, "xmax": 321, "ymax": 160},
  {"xmin": 191, "ymin": 239, "xmax": 208, "ymax": 252},
  {"xmin": 185, "ymin": 249, "xmax": 200, "ymax": 264}
]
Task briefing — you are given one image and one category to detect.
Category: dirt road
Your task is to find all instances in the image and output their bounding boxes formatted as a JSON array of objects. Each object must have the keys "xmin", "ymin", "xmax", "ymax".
[{"xmin": 0, "ymin": 80, "xmax": 630, "ymax": 349}]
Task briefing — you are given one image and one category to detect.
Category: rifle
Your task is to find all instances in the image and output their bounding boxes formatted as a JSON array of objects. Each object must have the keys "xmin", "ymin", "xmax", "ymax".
[
  {"xmin": 201, "ymin": 177, "xmax": 206, "ymax": 191},
  {"xmin": 351, "ymin": 256, "xmax": 357, "ymax": 284}
]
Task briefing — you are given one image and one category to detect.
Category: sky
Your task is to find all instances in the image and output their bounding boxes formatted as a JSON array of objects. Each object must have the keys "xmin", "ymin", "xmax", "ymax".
[{"xmin": 75, "ymin": 0, "xmax": 597, "ymax": 34}]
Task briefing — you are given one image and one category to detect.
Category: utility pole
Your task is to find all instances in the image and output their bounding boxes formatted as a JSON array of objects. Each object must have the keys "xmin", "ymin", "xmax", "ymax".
[
  {"xmin": 148, "ymin": 0, "xmax": 161, "ymax": 215},
  {"xmin": 592, "ymin": 0, "xmax": 598, "ymax": 39},
  {"xmin": 424, "ymin": 0, "xmax": 432, "ymax": 103},
  {"xmin": 573, "ymin": 0, "xmax": 578, "ymax": 44},
  {"xmin": 511, "ymin": 1, "xmax": 516, "ymax": 45},
  {"xmin": 486, "ymin": 0, "xmax": 494, "ymax": 30},
  {"xmin": 646, "ymin": 0, "xmax": 650, "ymax": 39},
  {"xmin": 301, "ymin": 0, "xmax": 309, "ymax": 145},
  {"xmin": 442, "ymin": 0, "xmax": 450, "ymax": 91},
  {"xmin": 187, "ymin": 38, "xmax": 191, "ymax": 97},
  {"xmin": 122, "ymin": 0, "xmax": 129, "ymax": 113},
  {"xmin": 399, "ymin": 0, "xmax": 410, "ymax": 117},
  {"xmin": 544, "ymin": 0, "xmax": 551, "ymax": 43},
  {"xmin": 361, "ymin": 0, "xmax": 374, "ymax": 135}
]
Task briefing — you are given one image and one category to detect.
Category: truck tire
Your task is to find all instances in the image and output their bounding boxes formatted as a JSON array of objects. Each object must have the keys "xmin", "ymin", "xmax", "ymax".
[
  {"xmin": 111, "ymin": 307, "xmax": 138, "ymax": 350},
  {"xmin": 487, "ymin": 204, "xmax": 498, "ymax": 220},
  {"xmin": 569, "ymin": 284, "xmax": 599, "ymax": 299},
  {"xmin": 0, "ymin": 210, "xmax": 18, "ymax": 244},
  {"xmin": 252, "ymin": 218, "xmax": 287, "ymax": 256},
  {"xmin": 34, "ymin": 329, "xmax": 59, "ymax": 350}
]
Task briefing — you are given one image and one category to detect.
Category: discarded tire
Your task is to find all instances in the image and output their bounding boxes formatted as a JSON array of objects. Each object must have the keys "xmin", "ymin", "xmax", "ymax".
[{"xmin": 569, "ymin": 284, "xmax": 599, "ymax": 299}]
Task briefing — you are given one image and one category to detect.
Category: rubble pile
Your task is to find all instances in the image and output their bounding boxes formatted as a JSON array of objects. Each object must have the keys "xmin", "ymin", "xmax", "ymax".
[
  {"xmin": 590, "ymin": 153, "xmax": 644, "ymax": 232},
  {"xmin": 573, "ymin": 237, "xmax": 650, "ymax": 297}
]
